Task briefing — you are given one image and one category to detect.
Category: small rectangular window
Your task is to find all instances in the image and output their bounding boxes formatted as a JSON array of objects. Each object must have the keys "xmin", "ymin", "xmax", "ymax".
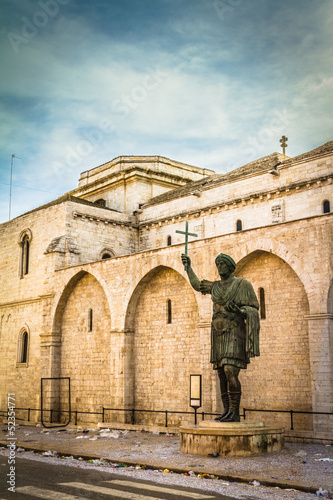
[
  {"xmin": 88, "ymin": 309, "xmax": 93, "ymax": 331},
  {"xmin": 167, "ymin": 300, "xmax": 172, "ymax": 324},
  {"xmin": 259, "ymin": 288, "xmax": 266, "ymax": 320}
]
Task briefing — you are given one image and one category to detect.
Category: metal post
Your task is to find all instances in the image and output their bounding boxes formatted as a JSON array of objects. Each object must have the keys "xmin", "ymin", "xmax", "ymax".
[
  {"xmin": 131, "ymin": 409, "xmax": 135, "ymax": 425},
  {"xmin": 9, "ymin": 154, "xmax": 21, "ymax": 220},
  {"xmin": 165, "ymin": 410, "xmax": 168, "ymax": 428},
  {"xmin": 68, "ymin": 379, "xmax": 71, "ymax": 425},
  {"xmin": 27, "ymin": 408, "xmax": 30, "ymax": 422},
  {"xmin": 50, "ymin": 409, "xmax": 53, "ymax": 423},
  {"xmin": 194, "ymin": 407, "xmax": 197, "ymax": 425},
  {"xmin": 102, "ymin": 407, "xmax": 105, "ymax": 423},
  {"xmin": 290, "ymin": 410, "xmax": 294, "ymax": 430},
  {"xmin": 243, "ymin": 408, "xmax": 246, "ymax": 421},
  {"xmin": 75, "ymin": 411, "xmax": 78, "ymax": 426}
]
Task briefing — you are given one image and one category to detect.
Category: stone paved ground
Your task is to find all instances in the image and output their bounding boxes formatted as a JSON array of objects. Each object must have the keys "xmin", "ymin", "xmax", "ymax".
[{"xmin": 1, "ymin": 424, "xmax": 333, "ymax": 498}]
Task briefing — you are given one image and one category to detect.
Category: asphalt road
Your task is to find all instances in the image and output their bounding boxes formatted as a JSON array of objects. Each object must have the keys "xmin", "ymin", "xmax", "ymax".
[{"xmin": 0, "ymin": 455, "xmax": 256, "ymax": 500}]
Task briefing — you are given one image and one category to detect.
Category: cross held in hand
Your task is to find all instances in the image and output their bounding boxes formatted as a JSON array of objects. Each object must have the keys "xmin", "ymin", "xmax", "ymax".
[{"xmin": 176, "ymin": 221, "xmax": 198, "ymax": 255}]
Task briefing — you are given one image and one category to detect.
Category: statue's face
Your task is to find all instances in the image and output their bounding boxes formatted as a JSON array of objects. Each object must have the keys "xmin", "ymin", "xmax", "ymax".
[{"xmin": 216, "ymin": 260, "xmax": 232, "ymax": 278}]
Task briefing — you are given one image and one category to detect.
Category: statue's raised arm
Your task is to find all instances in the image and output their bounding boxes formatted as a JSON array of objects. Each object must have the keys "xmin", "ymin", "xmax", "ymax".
[
  {"xmin": 181, "ymin": 254, "xmax": 214, "ymax": 295},
  {"xmin": 181, "ymin": 254, "xmax": 200, "ymax": 291}
]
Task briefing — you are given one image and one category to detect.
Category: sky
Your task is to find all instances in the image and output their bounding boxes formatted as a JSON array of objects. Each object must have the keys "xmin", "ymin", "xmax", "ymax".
[{"xmin": 0, "ymin": 0, "xmax": 332, "ymax": 223}]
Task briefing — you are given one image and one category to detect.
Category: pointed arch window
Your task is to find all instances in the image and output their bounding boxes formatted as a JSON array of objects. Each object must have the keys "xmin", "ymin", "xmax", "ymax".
[
  {"xmin": 19, "ymin": 229, "xmax": 32, "ymax": 278},
  {"xmin": 259, "ymin": 287, "xmax": 266, "ymax": 320},
  {"xmin": 167, "ymin": 299, "xmax": 172, "ymax": 324},
  {"xmin": 323, "ymin": 200, "xmax": 330, "ymax": 214},
  {"xmin": 167, "ymin": 235, "xmax": 172, "ymax": 246},
  {"xmin": 236, "ymin": 220, "xmax": 242, "ymax": 232},
  {"xmin": 17, "ymin": 328, "xmax": 29, "ymax": 364}
]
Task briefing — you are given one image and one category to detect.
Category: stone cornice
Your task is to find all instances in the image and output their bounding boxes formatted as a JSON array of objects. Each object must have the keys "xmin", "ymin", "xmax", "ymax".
[
  {"xmin": 72, "ymin": 165, "xmax": 197, "ymax": 197},
  {"xmin": 304, "ymin": 314, "xmax": 333, "ymax": 320},
  {"xmin": 280, "ymin": 148, "xmax": 333, "ymax": 169},
  {"xmin": 110, "ymin": 329, "xmax": 135, "ymax": 334},
  {"xmin": 0, "ymin": 294, "xmax": 54, "ymax": 309},
  {"xmin": 79, "ymin": 155, "xmax": 211, "ymax": 179},
  {"xmin": 72, "ymin": 211, "xmax": 138, "ymax": 228}
]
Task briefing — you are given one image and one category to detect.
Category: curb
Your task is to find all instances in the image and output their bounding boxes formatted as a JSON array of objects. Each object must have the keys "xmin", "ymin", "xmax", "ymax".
[{"xmin": 0, "ymin": 439, "xmax": 321, "ymax": 495}]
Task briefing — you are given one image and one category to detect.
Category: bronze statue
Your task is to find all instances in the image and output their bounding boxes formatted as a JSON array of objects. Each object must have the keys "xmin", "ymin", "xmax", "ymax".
[{"xmin": 181, "ymin": 253, "xmax": 260, "ymax": 422}]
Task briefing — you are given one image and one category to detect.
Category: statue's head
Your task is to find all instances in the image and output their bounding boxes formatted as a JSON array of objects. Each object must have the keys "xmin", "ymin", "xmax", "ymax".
[{"xmin": 215, "ymin": 253, "xmax": 236, "ymax": 277}]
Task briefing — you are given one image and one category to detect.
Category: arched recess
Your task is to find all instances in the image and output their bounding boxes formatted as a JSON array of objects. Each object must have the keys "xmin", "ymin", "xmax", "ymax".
[
  {"xmin": 52, "ymin": 270, "xmax": 88, "ymax": 335},
  {"xmin": 47, "ymin": 270, "xmax": 111, "ymax": 424},
  {"xmin": 124, "ymin": 262, "xmax": 202, "ymax": 331},
  {"xmin": 125, "ymin": 266, "xmax": 172, "ymax": 331},
  {"xmin": 124, "ymin": 266, "xmax": 201, "ymax": 425},
  {"xmin": 52, "ymin": 268, "xmax": 113, "ymax": 335},
  {"xmin": 233, "ymin": 238, "xmax": 315, "ymax": 310},
  {"xmin": 235, "ymin": 250, "xmax": 312, "ymax": 428},
  {"xmin": 59, "ymin": 272, "xmax": 111, "ymax": 422}
]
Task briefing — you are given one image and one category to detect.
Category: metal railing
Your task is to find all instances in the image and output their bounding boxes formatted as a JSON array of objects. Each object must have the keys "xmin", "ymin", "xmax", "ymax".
[
  {"xmin": 103, "ymin": 408, "xmax": 203, "ymax": 427},
  {"xmin": 242, "ymin": 408, "xmax": 333, "ymax": 431},
  {"xmin": 1, "ymin": 406, "xmax": 332, "ymax": 432}
]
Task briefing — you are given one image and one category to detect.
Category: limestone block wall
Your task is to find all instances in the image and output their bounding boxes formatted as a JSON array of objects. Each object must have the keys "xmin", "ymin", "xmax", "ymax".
[
  {"xmin": 139, "ymin": 154, "xmax": 332, "ymax": 225},
  {"xmin": 139, "ymin": 197, "xmax": 332, "ymax": 254},
  {"xmin": 77, "ymin": 177, "xmax": 151, "ymax": 214},
  {"xmin": 0, "ymin": 300, "xmax": 44, "ymax": 420},
  {"xmin": 0, "ymin": 198, "xmax": 137, "ymax": 298},
  {"xmin": 138, "ymin": 166, "xmax": 332, "ymax": 253},
  {"xmin": 35, "ymin": 214, "xmax": 330, "ymax": 428},
  {"xmin": 117, "ymin": 177, "xmax": 178, "ymax": 214},
  {"xmin": 236, "ymin": 252, "xmax": 312, "ymax": 429},
  {"xmin": 0, "ymin": 202, "xmax": 67, "ymax": 304},
  {"xmin": 66, "ymin": 201, "xmax": 137, "ymax": 263},
  {"xmin": 1, "ymin": 210, "xmax": 331, "ymax": 431},
  {"xmin": 75, "ymin": 157, "xmax": 213, "ymax": 214},
  {"xmin": 132, "ymin": 267, "xmax": 201, "ymax": 426}
]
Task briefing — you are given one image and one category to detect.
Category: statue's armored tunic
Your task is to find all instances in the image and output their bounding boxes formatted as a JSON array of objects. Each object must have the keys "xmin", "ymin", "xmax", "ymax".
[{"xmin": 201, "ymin": 277, "xmax": 260, "ymax": 369}]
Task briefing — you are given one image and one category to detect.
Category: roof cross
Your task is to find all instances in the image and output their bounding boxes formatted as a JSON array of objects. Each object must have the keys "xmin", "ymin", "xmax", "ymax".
[{"xmin": 280, "ymin": 135, "xmax": 288, "ymax": 155}]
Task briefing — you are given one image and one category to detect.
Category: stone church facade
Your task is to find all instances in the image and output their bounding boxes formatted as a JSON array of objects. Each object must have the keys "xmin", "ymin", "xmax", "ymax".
[{"xmin": 0, "ymin": 141, "xmax": 332, "ymax": 434}]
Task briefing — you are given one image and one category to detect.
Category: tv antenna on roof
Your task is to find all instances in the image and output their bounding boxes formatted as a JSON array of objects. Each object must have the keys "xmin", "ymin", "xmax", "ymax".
[{"xmin": 9, "ymin": 154, "xmax": 21, "ymax": 220}]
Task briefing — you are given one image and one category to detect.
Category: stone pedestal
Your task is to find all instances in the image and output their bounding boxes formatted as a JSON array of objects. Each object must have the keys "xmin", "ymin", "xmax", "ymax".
[{"xmin": 180, "ymin": 421, "xmax": 284, "ymax": 457}]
